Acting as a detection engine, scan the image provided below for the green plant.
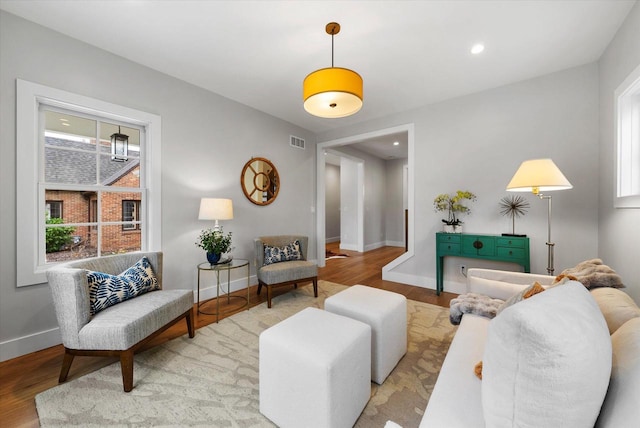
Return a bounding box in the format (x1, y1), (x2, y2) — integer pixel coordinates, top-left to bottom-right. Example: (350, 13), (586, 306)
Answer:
(45, 218), (76, 253)
(195, 227), (232, 254)
(433, 190), (477, 225)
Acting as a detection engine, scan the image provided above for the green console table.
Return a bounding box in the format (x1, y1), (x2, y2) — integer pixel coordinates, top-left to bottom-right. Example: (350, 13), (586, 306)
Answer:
(436, 233), (530, 295)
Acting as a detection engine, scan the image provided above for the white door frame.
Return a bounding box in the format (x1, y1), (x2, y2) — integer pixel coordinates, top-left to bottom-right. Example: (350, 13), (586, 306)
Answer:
(316, 123), (415, 269)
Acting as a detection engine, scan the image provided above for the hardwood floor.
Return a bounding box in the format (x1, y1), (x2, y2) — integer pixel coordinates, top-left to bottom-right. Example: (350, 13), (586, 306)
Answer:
(0, 243), (457, 428)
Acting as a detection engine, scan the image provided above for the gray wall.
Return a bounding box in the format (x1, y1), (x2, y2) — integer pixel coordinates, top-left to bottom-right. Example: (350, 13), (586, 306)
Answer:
(325, 163), (341, 242)
(0, 11), (316, 360)
(318, 63), (601, 294)
(3, 4), (639, 360)
(598, 2), (640, 304)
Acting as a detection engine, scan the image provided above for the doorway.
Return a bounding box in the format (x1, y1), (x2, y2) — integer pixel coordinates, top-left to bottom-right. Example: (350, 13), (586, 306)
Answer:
(316, 123), (415, 269)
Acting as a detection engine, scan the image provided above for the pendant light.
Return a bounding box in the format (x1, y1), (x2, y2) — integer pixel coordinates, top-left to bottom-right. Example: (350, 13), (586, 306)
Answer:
(303, 22), (363, 118)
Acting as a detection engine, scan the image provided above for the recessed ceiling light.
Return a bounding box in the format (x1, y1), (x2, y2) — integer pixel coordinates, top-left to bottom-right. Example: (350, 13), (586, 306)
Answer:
(61, 122), (70, 126)
(471, 43), (485, 55)
(59, 118), (69, 122)
(393, 141), (399, 146)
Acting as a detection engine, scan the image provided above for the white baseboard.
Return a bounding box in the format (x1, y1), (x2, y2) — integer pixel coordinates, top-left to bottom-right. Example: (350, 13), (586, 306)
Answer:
(325, 236), (340, 244)
(0, 327), (62, 362)
(385, 240), (405, 248)
(1, 276), (259, 363)
(340, 243), (359, 251)
(381, 271), (466, 295)
(364, 241), (385, 252)
(194, 274), (258, 304)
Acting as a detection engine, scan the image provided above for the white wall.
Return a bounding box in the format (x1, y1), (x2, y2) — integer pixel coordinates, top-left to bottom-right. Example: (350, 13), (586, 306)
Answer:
(339, 157), (360, 250)
(325, 163), (341, 243)
(335, 145), (388, 251)
(318, 64), (600, 294)
(385, 158), (408, 247)
(0, 11), (316, 361)
(598, 2), (640, 304)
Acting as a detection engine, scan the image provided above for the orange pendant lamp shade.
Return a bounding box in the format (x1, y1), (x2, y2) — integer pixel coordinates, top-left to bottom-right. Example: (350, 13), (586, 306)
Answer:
(303, 67), (363, 118)
(303, 22), (363, 118)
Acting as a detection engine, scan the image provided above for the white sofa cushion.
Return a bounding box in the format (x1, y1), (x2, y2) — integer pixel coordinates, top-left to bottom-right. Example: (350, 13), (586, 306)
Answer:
(482, 281), (611, 428)
(420, 314), (489, 428)
(596, 317), (640, 428)
(466, 268), (553, 300)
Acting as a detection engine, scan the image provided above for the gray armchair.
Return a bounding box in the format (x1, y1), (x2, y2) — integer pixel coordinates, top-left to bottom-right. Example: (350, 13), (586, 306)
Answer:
(255, 235), (318, 308)
(45, 251), (194, 392)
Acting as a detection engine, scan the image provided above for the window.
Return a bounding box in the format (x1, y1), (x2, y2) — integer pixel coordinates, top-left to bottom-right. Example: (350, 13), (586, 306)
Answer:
(615, 64), (640, 208)
(122, 200), (141, 231)
(17, 80), (162, 286)
(46, 201), (63, 219)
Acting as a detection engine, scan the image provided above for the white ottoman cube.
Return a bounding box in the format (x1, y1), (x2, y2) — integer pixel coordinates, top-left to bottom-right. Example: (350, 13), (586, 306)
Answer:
(259, 307), (371, 428)
(325, 285), (407, 384)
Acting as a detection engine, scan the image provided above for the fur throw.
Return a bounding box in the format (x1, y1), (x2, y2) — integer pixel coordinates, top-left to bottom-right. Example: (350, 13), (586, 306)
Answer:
(449, 293), (504, 325)
(556, 258), (624, 289)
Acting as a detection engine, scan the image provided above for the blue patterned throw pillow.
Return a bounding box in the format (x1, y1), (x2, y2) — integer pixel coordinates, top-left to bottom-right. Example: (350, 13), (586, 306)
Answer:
(263, 240), (302, 265)
(87, 256), (160, 315)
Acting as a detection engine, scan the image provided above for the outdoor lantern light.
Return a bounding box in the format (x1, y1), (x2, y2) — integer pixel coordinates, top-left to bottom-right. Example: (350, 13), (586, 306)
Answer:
(110, 126), (128, 162)
(303, 22), (363, 118)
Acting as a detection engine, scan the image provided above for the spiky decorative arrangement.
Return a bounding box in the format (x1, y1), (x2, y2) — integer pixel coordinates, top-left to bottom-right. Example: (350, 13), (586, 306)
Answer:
(499, 195), (530, 236)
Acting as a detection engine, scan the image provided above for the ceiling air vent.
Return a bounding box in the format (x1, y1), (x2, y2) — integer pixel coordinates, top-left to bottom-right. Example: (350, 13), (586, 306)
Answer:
(290, 135), (305, 150)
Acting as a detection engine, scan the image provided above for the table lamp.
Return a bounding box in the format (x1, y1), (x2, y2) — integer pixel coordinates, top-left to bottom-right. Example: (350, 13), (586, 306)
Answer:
(198, 198), (233, 231)
(506, 159), (572, 275)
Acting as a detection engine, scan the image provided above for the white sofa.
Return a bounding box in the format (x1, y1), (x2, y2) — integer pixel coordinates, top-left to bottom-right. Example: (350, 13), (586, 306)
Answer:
(421, 268), (640, 428)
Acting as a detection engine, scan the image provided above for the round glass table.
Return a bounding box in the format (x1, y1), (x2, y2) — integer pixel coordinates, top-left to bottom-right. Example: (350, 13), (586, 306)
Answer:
(197, 258), (250, 322)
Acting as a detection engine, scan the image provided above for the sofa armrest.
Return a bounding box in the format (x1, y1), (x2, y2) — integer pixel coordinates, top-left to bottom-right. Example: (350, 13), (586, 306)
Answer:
(466, 268), (554, 300)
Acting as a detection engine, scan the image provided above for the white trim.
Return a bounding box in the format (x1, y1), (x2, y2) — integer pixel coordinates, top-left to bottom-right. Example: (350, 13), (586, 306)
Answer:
(16, 80), (162, 286)
(614, 63), (640, 208)
(195, 274), (258, 303)
(317, 123), (415, 270)
(382, 123), (415, 279)
(0, 327), (62, 362)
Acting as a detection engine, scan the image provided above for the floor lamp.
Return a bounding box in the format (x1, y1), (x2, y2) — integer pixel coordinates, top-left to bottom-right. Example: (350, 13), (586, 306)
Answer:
(506, 159), (572, 275)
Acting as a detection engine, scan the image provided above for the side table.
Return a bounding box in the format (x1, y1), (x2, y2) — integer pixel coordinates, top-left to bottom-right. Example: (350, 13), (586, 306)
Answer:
(197, 259), (250, 322)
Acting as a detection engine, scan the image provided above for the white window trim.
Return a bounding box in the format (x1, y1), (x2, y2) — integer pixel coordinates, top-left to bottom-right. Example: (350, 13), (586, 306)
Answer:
(16, 79), (162, 286)
(614, 63), (640, 208)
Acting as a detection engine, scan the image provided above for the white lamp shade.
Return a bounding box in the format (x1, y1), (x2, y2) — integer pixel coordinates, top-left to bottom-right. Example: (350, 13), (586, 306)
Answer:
(198, 198), (233, 220)
(506, 159), (573, 193)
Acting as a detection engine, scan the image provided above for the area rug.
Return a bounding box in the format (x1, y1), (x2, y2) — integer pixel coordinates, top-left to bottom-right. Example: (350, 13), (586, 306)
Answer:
(36, 281), (457, 427)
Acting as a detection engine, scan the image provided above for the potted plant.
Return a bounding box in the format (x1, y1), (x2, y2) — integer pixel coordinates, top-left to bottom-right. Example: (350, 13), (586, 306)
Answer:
(433, 190), (477, 233)
(195, 227), (233, 264)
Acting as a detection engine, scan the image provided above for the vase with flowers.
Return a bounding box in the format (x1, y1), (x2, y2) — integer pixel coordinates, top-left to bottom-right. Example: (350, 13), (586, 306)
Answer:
(433, 190), (477, 233)
(195, 227), (233, 264)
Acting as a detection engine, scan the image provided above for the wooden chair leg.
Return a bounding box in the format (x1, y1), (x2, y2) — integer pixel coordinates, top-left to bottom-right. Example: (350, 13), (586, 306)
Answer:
(267, 285), (272, 308)
(257, 282), (263, 295)
(313, 278), (318, 297)
(120, 350), (135, 392)
(59, 349), (75, 383)
(186, 306), (195, 338)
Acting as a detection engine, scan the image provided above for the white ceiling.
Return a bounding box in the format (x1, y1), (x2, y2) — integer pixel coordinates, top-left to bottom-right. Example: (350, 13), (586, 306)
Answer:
(1, 0), (635, 146)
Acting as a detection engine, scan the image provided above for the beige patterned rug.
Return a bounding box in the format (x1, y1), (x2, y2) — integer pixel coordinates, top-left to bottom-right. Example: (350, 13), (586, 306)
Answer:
(36, 281), (457, 427)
